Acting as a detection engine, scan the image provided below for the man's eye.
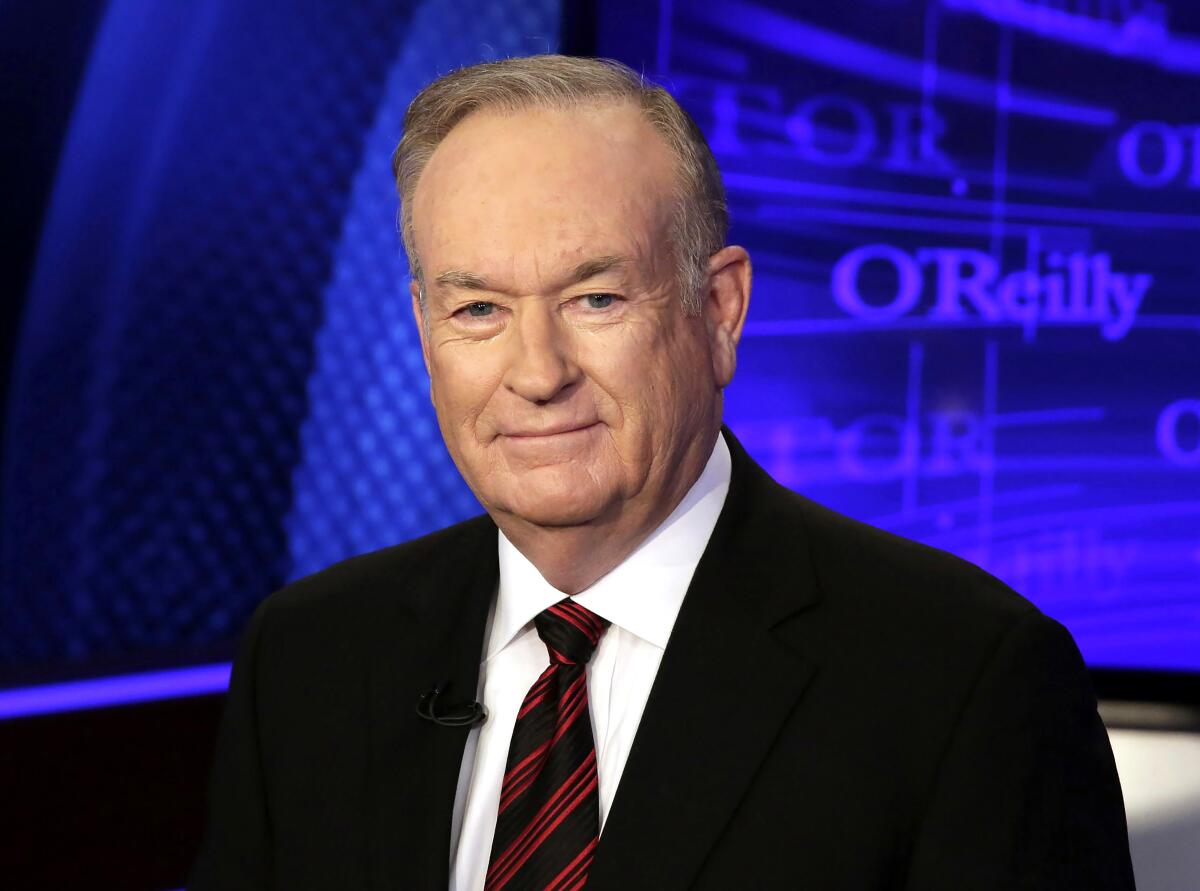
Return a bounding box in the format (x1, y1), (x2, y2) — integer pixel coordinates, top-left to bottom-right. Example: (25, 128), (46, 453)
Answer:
(464, 302), (495, 317)
(582, 293), (617, 310)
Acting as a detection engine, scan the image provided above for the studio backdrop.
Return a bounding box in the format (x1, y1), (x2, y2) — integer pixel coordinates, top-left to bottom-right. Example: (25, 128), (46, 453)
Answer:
(3, 0), (1198, 692)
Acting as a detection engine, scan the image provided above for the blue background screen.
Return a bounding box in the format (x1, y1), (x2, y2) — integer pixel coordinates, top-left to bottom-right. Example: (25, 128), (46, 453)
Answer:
(2, 0), (1196, 684)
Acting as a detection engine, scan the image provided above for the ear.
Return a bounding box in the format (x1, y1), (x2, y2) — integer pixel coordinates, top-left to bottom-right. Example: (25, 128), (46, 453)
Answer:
(701, 245), (751, 388)
(410, 278), (433, 378)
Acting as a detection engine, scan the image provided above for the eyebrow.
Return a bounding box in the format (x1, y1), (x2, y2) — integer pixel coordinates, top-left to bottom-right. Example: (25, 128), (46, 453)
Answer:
(433, 255), (631, 293)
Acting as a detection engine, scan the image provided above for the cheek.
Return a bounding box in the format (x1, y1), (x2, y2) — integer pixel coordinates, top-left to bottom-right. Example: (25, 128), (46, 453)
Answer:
(581, 325), (658, 409)
(429, 349), (502, 434)
(582, 318), (707, 423)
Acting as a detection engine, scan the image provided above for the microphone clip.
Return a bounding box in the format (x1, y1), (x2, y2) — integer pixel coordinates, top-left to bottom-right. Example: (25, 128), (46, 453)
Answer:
(416, 682), (487, 728)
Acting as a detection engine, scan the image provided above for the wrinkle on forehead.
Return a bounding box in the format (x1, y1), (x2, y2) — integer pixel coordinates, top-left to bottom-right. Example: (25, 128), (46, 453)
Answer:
(434, 254), (633, 295)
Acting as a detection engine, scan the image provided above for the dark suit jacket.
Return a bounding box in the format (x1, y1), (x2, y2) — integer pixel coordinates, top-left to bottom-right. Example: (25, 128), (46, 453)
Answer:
(190, 430), (1135, 890)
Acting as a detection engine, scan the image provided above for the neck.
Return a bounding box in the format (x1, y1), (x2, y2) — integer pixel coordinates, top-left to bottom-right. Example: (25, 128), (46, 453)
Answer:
(494, 427), (721, 594)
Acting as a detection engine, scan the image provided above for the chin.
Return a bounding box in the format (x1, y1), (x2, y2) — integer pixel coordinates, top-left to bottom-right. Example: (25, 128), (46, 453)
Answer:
(490, 472), (616, 528)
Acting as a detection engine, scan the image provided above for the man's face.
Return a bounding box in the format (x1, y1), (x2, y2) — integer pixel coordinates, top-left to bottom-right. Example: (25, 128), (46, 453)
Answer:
(409, 102), (735, 529)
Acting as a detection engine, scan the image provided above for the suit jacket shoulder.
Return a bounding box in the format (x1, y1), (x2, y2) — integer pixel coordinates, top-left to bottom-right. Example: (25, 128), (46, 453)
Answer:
(792, 487), (1044, 659)
(244, 511), (499, 744)
(717, 431), (1046, 686)
(261, 512), (496, 626)
(190, 513), (499, 891)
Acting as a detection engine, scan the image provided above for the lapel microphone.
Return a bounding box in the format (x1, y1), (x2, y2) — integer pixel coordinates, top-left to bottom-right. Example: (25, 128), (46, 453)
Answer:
(416, 682), (488, 728)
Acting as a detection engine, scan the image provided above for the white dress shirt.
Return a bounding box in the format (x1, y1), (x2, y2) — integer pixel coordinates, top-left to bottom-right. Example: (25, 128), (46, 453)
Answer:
(447, 433), (732, 891)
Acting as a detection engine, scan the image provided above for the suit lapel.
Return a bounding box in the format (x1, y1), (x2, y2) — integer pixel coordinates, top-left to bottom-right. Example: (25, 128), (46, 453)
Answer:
(587, 430), (823, 891)
(366, 516), (498, 891)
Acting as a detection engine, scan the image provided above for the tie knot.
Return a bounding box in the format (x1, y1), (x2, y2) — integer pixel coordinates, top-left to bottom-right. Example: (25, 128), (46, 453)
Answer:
(534, 599), (610, 666)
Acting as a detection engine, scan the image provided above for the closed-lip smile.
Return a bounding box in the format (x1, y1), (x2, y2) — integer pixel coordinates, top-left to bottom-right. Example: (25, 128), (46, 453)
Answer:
(501, 421), (600, 439)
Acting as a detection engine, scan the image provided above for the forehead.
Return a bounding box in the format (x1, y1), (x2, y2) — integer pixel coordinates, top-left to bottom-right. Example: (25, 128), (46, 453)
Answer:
(410, 102), (678, 288)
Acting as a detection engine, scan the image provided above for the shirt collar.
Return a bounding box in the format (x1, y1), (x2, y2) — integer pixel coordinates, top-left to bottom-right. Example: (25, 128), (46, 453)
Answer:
(488, 431), (732, 659)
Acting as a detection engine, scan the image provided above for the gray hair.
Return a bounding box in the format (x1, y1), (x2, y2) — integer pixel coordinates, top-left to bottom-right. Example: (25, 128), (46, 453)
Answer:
(391, 54), (728, 314)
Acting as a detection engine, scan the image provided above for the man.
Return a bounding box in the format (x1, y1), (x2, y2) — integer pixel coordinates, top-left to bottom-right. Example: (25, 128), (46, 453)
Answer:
(191, 56), (1135, 890)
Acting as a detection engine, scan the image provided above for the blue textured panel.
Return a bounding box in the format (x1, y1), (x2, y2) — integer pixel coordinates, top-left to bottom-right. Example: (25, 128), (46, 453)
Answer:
(1, 0), (558, 677)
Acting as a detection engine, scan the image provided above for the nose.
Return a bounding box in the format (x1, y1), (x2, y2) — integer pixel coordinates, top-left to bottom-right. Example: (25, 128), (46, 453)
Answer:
(502, 303), (580, 404)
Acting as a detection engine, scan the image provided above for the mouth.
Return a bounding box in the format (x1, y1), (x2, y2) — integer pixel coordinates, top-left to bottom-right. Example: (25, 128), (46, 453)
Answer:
(500, 421), (601, 440)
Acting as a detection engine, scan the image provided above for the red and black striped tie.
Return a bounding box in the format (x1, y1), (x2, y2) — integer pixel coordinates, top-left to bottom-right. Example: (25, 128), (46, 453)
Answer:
(484, 598), (610, 891)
